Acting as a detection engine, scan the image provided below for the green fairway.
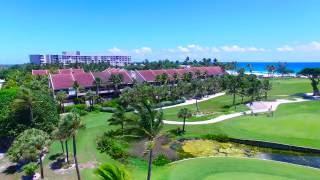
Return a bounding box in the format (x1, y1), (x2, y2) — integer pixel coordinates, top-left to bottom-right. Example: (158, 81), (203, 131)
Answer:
(43, 112), (115, 179)
(163, 95), (249, 121)
(166, 101), (320, 149)
(268, 78), (311, 99)
(163, 78), (311, 122)
(162, 157), (320, 180)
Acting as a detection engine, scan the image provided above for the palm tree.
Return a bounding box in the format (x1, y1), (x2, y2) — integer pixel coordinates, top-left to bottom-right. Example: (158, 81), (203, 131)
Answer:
(262, 79), (272, 100)
(12, 87), (35, 122)
(69, 111), (83, 180)
(93, 77), (101, 95)
(132, 100), (163, 180)
(61, 111), (84, 180)
(195, 70), (201, 79)
(94, 163), (131, 180)
(52, 127), (66, 157)
(73, 81), (80, 99)
(108, 105), (129, 136)
(56, 91), (67, 113)
(85, 90), (95, 111)
(109, 74), (123, 96)
(177, 108), (192, 133)
(160, 73), (169, 85)
(172, 73), (179, 83)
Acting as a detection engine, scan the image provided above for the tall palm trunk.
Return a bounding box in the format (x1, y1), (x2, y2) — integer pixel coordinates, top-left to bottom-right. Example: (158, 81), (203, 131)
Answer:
(39, 153), (44, 179)
(182, 117), (186, 132)
(65, 140), (69, 163)
(195, 99), (199, 112)
(60, 140), (65, 154)
(73, 135), (81, 180)
(30, 106), (33, 122)
(96, 85), (99, 95)
(121, 122), (124, 136)
(147, 148), (153, 180)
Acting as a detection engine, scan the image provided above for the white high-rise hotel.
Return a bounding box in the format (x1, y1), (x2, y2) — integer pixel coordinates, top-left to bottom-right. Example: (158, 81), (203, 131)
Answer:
(30, 51), (131, 66)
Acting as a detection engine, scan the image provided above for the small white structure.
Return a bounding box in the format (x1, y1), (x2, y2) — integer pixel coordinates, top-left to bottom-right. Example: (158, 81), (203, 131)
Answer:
(0, 79), (5, 89)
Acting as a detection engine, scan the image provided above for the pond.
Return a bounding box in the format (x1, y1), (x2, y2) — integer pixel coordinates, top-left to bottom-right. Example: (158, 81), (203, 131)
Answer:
(180, 139), (320, 169)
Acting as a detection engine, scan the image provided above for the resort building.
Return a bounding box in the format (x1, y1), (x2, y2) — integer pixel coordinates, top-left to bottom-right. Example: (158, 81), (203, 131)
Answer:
(29, 51), (131, 66)
(32, 66), (225, 97)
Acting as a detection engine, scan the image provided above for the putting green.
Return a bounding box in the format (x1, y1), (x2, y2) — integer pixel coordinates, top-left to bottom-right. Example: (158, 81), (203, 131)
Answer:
(163, 157), (320, 180)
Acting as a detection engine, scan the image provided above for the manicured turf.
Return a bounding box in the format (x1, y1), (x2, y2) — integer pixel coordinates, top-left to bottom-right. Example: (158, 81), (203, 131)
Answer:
(166, 101), (320, 149)
(268, 78), (311, 99)
(163, 78), (311, 122)
(161, 157), (320, 180)
(163, 95), (249, 121)
(43, 112), (115, 179)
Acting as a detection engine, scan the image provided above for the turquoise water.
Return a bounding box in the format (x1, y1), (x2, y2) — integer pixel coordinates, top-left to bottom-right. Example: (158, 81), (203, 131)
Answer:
(234, 62), (320, 73)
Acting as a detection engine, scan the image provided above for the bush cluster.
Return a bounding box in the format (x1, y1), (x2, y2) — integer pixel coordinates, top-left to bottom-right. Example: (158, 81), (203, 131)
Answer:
(153, 154), (171, 166)
(96, 133), (128, 160)
(22, 162), (38, 176)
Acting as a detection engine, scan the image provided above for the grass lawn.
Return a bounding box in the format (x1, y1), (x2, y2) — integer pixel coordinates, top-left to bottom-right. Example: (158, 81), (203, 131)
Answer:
(165, 101), (320, 149)
(43, 112), (115, 179)
(163, 78), (311, 122)
(268, 78), (311, 99)
(163, 95), (249, 121)
(161, 157), (320, 180)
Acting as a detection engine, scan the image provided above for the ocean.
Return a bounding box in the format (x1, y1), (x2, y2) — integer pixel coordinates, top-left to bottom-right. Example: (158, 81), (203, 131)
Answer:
(234, 62), (320, 73)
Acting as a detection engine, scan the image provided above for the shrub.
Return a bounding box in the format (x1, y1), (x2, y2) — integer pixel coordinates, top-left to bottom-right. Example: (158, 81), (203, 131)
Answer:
(65, 104), (87, 112)
(101, 99), (120, 108)
(201, 134), (230, 142)
(153, 154), (170, 166)
(73, 97), (85, 104)
(100, 107), (117, 113)
(96, 133), (128, 160)
(92, 104), (102, 112)
(22, 162), (38, 176)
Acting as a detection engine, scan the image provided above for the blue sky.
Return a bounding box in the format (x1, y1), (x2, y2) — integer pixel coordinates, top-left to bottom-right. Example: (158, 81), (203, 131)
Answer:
(1, 0), (320, 64)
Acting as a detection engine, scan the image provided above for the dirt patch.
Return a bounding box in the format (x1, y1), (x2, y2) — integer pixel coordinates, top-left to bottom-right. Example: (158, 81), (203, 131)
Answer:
(129, 135), (178, 161)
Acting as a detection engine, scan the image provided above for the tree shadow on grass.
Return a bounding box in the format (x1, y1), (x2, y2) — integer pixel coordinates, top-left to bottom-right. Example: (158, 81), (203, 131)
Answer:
(48, 153), (63, 161)
(50, 158), (66, 170)
(2, 163), (23, 175)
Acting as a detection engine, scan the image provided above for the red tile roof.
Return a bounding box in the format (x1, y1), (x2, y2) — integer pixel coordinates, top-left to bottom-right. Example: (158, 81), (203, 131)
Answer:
(51, 73), (74, 90)
(111, 70), (133, 84)
(32, 70), (48, 76)
(92, 71), (112, 84)
(136, 70), (156, 82)
(72, 68), (85, 74)
(203, 66), (224, 75)
(72, 72), (95, 88)
(59, 69), (72, 74)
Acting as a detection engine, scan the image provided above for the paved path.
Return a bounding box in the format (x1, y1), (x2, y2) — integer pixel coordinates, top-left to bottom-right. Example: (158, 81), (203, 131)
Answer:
(160, 92), (225, 110)
(163, 98), (310, 125)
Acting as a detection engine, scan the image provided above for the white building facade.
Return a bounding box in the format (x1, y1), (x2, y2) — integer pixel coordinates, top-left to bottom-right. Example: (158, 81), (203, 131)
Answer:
(30, 51), (131, 66)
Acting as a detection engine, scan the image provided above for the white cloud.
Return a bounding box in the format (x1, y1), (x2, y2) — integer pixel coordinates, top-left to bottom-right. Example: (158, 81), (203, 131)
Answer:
(277, 41), (320, 52)
(276, 45), (294, 52)
(107, 47), (122, 54)
(177, 46), (190, 53)
(221, 45), (265, 52)
(134, 47), (152, 55)
(211, 47), (220, 53)
(299, 41), (320, 51)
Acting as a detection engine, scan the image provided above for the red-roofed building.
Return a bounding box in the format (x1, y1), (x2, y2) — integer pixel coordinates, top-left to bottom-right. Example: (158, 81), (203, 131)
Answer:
(59, 68), (72, 74)
(32, 70), (48, 76)
(203, 66), (225, 76)
(72, 68), (85, 74)
(50, 73), (74, 91)
(72, 72), (95, 88)
(135, 70), (156, 82)
(92, 71), (112, 84)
